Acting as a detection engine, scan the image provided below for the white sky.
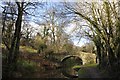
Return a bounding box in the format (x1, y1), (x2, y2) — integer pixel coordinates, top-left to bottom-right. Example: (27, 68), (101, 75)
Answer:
(64, 23), (89, 47)
(73, 38), (89, 47)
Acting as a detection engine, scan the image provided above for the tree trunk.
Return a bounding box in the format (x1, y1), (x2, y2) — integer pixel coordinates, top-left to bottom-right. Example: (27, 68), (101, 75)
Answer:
(96, 45), (102, 66)
(8, 2), (23, 64)
(101, 44), (107, 67)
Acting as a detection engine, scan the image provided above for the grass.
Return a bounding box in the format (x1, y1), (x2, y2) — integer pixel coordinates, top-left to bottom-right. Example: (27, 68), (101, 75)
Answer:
(82, 63), (98, 67)
(20, 46), (37, 53)
(1, 44), (37, 53)
(78, 63), (98, 78)
(72, 65), (81, 69)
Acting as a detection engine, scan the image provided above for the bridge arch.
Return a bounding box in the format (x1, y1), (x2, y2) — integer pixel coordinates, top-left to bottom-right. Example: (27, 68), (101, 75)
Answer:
(61, 55), (83, 65)
(61, 55), (83, 78)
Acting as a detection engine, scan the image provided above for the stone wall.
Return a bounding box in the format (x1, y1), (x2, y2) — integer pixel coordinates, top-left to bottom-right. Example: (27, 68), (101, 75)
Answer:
(78, 52), (96, 65)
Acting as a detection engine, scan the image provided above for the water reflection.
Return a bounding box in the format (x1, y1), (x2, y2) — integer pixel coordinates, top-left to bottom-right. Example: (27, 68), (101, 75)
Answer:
(61, 67), (79, 78)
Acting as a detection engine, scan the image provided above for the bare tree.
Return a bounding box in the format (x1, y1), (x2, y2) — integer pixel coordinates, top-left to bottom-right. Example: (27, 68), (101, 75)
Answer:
(1, 1), (43, 77)
(65, 1), (120, 70)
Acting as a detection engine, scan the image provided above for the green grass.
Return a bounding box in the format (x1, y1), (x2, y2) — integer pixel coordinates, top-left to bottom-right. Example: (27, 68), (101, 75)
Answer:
(72, 65), (81, 69)
(20, 46), (37, 53)
(82, 63), (98, 67)
(1, 44), (37, 53)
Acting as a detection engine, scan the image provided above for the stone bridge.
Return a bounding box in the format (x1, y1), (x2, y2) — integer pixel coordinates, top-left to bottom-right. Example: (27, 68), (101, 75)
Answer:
(60, 52), (96, 65)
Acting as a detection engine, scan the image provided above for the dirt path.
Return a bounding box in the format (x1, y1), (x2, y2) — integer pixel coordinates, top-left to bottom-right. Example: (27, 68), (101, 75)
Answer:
(78, 64), (102, 78)
(86, 67), (102, 78)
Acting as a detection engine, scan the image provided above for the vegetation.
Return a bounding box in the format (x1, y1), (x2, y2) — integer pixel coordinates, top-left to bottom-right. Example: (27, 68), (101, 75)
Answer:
(1, 0), (120, 78)
(66, 1), (120, 73)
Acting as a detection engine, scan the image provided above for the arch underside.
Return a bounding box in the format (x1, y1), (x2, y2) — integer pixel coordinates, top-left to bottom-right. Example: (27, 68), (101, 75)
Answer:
(61, 55), (83, 64)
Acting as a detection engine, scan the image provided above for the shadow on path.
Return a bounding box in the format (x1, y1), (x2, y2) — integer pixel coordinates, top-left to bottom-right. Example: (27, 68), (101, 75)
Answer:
(78, 64), (102, 78)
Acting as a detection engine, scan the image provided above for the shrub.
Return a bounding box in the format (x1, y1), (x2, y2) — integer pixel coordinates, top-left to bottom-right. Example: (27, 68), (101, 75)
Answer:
(17, 60), (36, 73)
